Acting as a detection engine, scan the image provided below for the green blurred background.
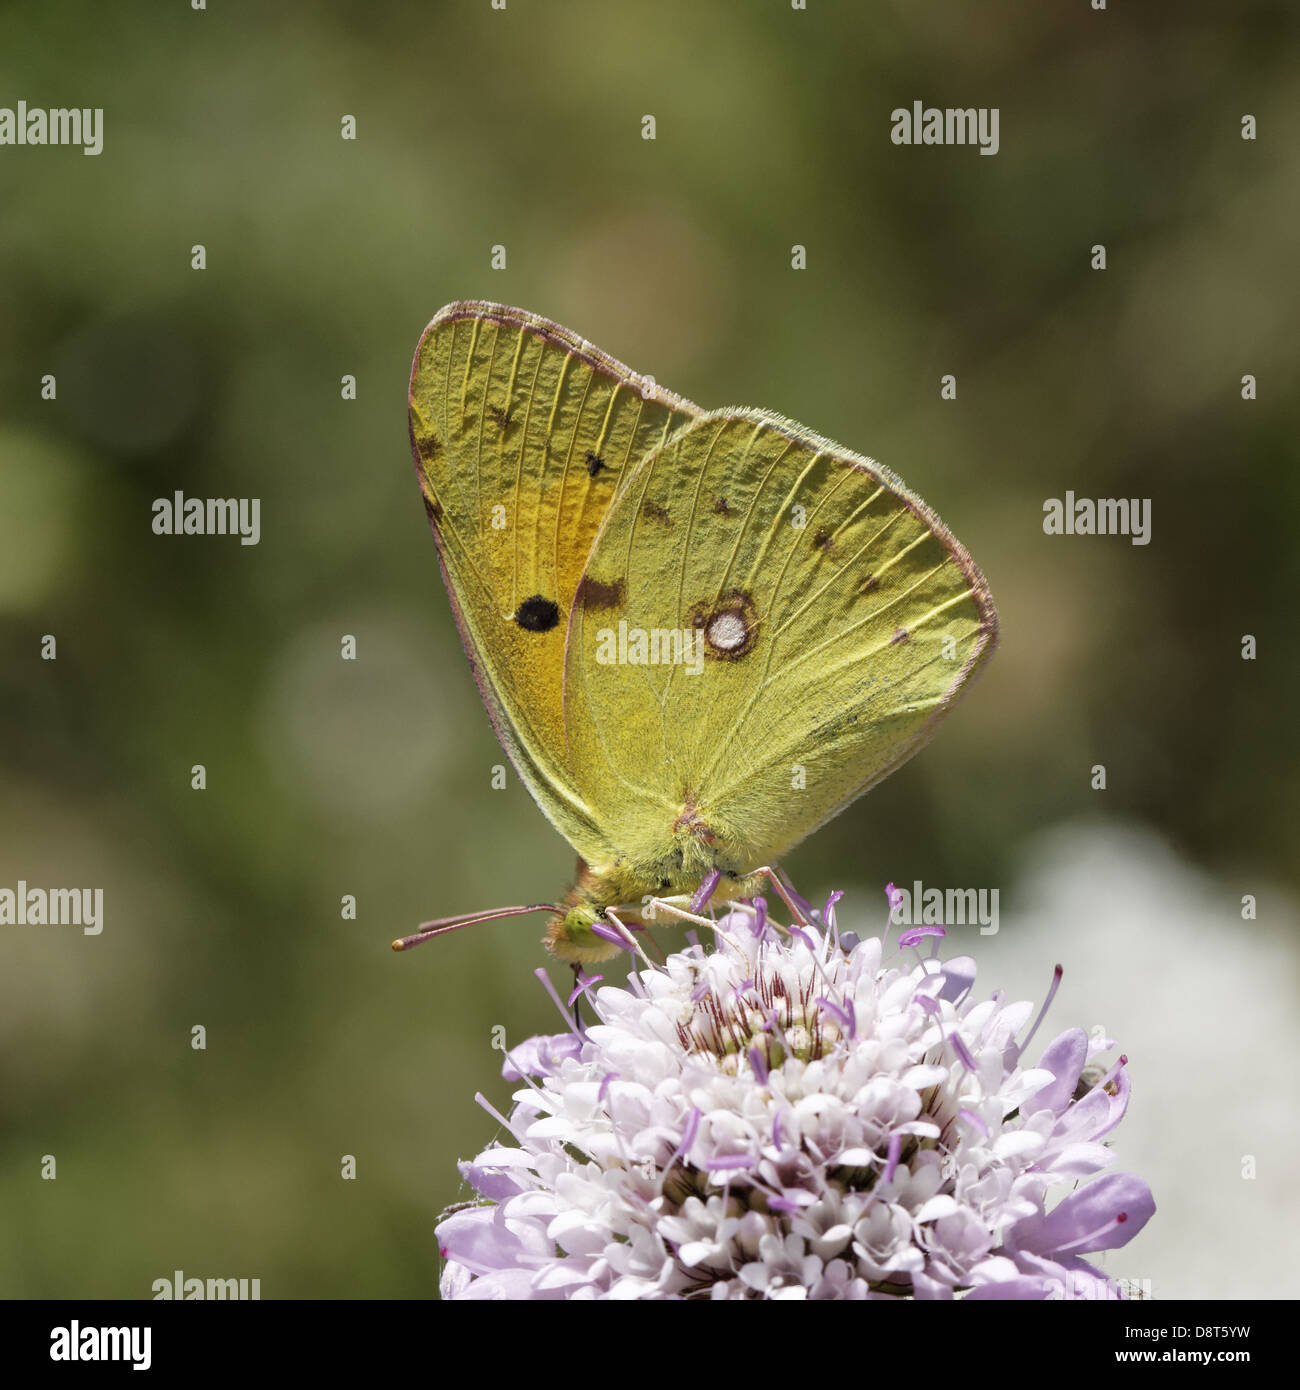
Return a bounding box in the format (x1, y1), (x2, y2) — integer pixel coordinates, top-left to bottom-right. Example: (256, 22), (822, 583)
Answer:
(1, 1), (1296, 1297)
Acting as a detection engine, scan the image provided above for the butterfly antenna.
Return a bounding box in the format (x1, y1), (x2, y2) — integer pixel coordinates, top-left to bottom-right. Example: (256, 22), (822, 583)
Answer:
(391, 904), (558, 952)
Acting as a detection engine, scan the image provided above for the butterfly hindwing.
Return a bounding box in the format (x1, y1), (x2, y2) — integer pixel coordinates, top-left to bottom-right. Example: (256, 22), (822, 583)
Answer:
(408, 302), (702, 856)
(564, 407), (997, 877)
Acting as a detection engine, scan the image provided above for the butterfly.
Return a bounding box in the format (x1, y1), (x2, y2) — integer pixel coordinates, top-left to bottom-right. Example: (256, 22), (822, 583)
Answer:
(401, 302), (997, 963)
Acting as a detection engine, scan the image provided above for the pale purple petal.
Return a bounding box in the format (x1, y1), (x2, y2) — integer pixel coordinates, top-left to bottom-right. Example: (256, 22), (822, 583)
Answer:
(501, 1031), (583, 1080)
(1010, 1172), (1155, 1256)
(1025, 1028), (1088, 1116)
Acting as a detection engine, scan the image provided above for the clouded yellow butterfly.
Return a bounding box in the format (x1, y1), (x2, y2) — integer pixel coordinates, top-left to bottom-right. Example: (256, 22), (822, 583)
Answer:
(403, 302), (997, 963)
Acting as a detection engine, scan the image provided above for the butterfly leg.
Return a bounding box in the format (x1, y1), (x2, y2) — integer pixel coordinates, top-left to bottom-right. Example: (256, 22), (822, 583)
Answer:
(746, 865), (814, 926)
(570, 962), (585, 1027)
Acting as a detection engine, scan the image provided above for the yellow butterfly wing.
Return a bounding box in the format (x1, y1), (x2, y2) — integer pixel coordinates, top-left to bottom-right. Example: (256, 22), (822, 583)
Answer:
(407, 302), (702, 859)
(563, 407), (998, 888)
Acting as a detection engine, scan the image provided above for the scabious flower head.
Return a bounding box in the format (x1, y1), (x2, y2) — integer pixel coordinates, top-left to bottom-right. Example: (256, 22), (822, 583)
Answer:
(437, 888), (1153, 1299)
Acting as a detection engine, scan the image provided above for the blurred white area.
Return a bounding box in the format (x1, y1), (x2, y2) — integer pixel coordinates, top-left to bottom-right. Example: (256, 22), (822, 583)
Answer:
(921, 819), (1300, 1301)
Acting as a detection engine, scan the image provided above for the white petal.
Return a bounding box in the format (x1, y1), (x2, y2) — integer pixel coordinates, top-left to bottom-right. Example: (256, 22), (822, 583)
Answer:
(914, 1195), (961, 1222)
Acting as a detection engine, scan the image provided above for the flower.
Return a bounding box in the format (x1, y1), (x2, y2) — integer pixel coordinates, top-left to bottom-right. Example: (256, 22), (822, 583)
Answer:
(437, 888), (1154, 1299)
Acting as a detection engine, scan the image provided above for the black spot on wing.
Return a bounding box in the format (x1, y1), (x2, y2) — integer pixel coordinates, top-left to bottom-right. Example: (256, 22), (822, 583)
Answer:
(514, 596), (560, 632)
(586, 451), (606, 477)
(642, 499), (671, 524)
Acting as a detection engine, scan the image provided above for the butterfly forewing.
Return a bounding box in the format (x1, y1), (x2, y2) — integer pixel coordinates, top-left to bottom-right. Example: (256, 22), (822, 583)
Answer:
(408, 302), (701, 856)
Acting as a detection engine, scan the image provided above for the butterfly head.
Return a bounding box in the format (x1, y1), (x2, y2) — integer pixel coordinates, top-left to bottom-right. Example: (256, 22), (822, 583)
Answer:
(545, 901), (618, 965)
